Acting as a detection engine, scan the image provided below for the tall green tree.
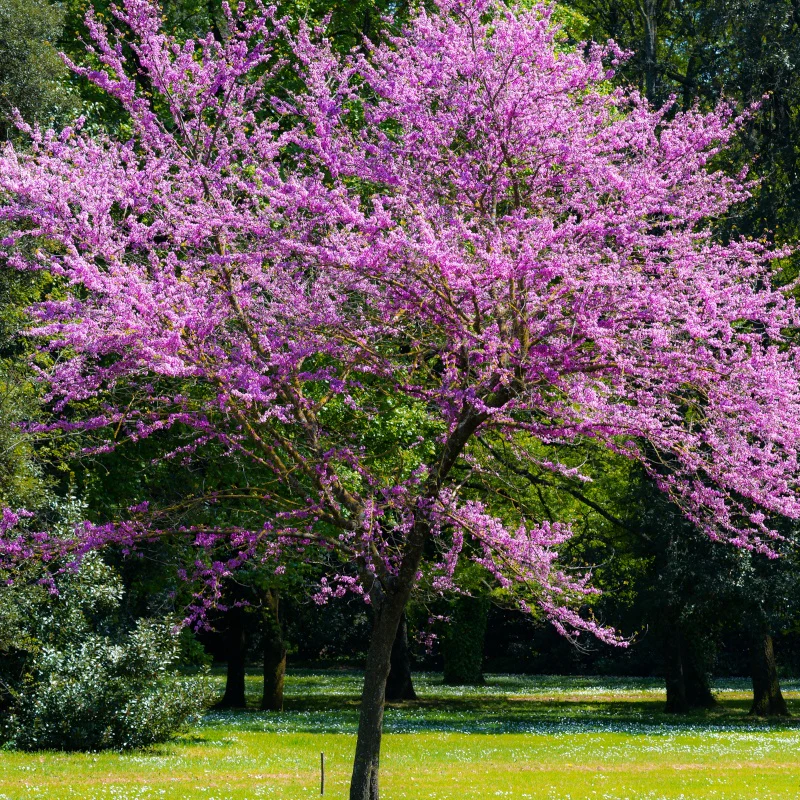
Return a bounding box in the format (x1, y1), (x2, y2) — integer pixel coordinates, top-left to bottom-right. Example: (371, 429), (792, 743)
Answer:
(0, 0), (75, 137)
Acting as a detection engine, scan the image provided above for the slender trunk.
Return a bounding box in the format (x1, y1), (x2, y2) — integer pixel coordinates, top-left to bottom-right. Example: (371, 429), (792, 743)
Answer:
(349, 587), (411, 800)
(349, 404), (491, 800)
(385, 611), (417, 702)
(641, 0), (658, 103)
(218, 603), (247, 709)
(261, 588), (286, 712)
(750, 632), (790, 717)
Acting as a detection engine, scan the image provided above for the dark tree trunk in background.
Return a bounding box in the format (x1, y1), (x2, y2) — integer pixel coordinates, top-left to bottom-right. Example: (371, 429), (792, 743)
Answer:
(683, 647), (716, 710)
(640, 0), (659, 102)
(261, 588), (286, 712)
(442, 595), (489, 686)
(663, 622), (715, 713)
(750, 631), (790, 717)
(217, 602), (247, 709)
(385, 611), (417, 702)
(664, 623), (688, 713)
(206, 0), (228, 42)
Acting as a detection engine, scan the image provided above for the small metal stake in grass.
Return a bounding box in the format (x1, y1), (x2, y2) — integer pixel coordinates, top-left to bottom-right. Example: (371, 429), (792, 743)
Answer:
(320, 751), (325, 795)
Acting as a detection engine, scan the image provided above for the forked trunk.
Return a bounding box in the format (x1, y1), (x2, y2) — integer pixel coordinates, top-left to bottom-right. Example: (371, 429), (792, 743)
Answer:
(750, 631), (789, 717)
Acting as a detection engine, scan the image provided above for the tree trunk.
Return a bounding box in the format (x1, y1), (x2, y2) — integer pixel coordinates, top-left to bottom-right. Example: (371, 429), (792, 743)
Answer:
(683, 643), (716, 710)
(261, 588), (286, 712)
(664, 623), (688, 713)
(640, 0), (658, 103)
(750, 632), (790, 717)
(349, 588), (410, 800)
(217, 602), (247, 709)
(385, 611), (417, 702)
(348, 404), (490, 800)
(663, 620), (715, 713)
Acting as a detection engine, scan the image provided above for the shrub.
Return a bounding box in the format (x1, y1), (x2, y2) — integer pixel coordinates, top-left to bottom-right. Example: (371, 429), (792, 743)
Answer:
(0, 518), (212, 751)
(4, 618), (211, 751)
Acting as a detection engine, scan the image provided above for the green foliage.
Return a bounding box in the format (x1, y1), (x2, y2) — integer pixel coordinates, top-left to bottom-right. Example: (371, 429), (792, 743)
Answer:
(563, 0), (800, 256)
(273, 0), (411, 51)
(0, 369), (49, 512)
(5, 616), (212, 751)
(0, 266), (55, 511)
(0, 0), (76, 136)
(0, 502), (212, 751)
(58, 0), (412, 133)
(1, 0), (798, 706)
(441, 595), (490, 686)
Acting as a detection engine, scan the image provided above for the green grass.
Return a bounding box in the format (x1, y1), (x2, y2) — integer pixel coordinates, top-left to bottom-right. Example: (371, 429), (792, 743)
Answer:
(2, 671), (800, 799)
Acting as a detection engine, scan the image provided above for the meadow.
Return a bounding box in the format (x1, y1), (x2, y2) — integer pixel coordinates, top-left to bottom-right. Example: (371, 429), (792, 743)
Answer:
(1, 671), (799, 800)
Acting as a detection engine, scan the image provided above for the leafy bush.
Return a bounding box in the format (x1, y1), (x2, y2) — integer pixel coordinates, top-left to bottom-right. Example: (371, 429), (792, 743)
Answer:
(0, 500), (212, 751)
(5, 618), (211, 751)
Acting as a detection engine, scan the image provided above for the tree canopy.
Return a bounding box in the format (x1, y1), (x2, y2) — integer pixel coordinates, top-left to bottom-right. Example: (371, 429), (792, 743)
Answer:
(3, 0), (800, 796)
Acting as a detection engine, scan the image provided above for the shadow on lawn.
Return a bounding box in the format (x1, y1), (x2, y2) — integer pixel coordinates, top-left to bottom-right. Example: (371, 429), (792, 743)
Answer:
(200, 670), (800, 736)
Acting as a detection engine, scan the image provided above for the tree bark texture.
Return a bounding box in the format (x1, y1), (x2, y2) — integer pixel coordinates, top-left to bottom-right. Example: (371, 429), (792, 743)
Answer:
(663, 622), (715, 713)
(348, 405), (493, 800)
(218, 602), (247, 709)
(640, 0), (659, 103)
(750, 631), (789, 717)
(349, 584), (413, 800)
(663, 621), (688, 713)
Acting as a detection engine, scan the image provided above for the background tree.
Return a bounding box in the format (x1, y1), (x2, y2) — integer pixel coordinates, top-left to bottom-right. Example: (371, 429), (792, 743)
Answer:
(0, 0), (76, 138)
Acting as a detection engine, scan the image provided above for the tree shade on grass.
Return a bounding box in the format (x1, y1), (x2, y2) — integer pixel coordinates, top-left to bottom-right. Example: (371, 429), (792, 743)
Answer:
(0, 671), (799, 800)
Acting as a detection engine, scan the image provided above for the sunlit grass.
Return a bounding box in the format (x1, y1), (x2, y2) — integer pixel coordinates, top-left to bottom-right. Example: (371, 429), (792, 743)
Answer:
(1, 671), (799, 799)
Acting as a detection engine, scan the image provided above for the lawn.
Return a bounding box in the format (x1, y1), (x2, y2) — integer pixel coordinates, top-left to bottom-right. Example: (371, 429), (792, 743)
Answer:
(1, 671), (799, 800)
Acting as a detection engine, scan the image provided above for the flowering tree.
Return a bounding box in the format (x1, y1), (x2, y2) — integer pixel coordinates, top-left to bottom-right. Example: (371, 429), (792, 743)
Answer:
(3, 0), (800, 796)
